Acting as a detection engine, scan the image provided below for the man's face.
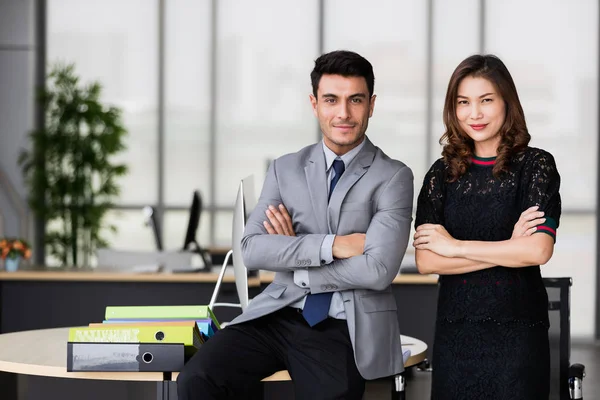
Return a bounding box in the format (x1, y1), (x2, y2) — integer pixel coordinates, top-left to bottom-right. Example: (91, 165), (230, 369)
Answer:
(310, 74), (376, 156)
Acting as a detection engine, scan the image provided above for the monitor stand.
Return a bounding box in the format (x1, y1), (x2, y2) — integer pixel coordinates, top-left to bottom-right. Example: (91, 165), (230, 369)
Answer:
(183, 240), (212, 273)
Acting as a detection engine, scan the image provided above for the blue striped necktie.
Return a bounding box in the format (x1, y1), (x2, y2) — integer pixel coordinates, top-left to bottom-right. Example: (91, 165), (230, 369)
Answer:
(302, 159), (345, 327)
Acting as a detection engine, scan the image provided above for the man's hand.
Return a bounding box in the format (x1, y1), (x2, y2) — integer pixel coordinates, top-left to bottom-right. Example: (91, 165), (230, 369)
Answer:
(413, 224), (460, 257)
(511, 206), (545, 239)
(263, 204), (295, 236)
(332, 233), (366, 259)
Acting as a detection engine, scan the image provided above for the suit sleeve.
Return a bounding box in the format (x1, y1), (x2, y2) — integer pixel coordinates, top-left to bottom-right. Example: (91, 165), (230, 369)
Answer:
(307, 165), (414, 292)
(241, 159), (328, 271)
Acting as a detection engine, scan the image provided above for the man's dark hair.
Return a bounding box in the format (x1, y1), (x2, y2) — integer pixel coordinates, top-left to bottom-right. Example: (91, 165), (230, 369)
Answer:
(310, 50), (375, 98)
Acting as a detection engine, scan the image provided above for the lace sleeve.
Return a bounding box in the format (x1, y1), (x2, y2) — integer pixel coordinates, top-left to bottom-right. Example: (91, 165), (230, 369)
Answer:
(522, 150), (562, 241)
(415, 159), (446, 227)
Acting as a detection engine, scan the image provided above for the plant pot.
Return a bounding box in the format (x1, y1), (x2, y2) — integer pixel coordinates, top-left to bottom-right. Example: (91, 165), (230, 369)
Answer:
(5, 256), (21, 272)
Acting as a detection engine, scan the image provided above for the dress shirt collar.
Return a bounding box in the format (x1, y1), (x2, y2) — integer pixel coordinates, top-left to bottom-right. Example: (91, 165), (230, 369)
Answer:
(322, 137), (366, 172)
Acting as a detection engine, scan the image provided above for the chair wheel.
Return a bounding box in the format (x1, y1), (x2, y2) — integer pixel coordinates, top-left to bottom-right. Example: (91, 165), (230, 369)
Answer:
(569, 363), (585, 380)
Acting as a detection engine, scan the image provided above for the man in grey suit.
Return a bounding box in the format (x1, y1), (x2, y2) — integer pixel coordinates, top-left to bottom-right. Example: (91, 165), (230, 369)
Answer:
(177, 50), (414, 400)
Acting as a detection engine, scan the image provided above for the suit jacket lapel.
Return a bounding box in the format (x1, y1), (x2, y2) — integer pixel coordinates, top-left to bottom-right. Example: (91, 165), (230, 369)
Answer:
(328, 138), (377, 232)
(304, 144), (329, 233)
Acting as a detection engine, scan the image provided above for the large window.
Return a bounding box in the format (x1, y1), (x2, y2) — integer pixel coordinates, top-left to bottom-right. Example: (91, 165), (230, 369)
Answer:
(163, 0), (213, 249)
(48, 0), (159, 206)
(213, 0), (319, 245)
(164, 0), (212, 208)
(48, 0), (159, 253)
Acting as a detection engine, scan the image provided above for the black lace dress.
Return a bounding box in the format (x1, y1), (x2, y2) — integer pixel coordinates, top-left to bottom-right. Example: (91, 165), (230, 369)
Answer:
(415, 147), (561, 400)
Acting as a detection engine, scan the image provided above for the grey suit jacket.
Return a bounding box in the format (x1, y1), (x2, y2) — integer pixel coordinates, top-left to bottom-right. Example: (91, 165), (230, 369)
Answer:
(229, 137), (414, 380)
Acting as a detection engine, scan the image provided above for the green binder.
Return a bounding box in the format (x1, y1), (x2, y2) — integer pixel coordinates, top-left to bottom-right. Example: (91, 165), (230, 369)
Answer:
(104, 305), (220, 328)
(68, 324), (203, 358)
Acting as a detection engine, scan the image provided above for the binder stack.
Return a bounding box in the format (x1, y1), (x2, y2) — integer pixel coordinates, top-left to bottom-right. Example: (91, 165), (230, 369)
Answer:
(67, 305), (220, 372)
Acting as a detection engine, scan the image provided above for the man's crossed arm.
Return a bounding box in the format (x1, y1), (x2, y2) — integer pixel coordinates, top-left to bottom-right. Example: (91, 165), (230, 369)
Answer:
(240, 162), (414, 292)
(263, 204), (366, 260)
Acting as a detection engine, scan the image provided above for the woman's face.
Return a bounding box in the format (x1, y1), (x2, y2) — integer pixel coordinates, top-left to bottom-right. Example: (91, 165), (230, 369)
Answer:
(455, 76), (506, 155)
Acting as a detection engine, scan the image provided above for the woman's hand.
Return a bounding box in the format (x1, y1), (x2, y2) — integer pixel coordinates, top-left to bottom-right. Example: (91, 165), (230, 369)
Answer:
(413, 224), (460, 257)
(512, 206), (545, 239)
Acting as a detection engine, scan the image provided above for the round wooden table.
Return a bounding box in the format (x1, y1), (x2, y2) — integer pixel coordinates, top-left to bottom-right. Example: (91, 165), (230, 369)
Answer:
(0, 327), (427, 398)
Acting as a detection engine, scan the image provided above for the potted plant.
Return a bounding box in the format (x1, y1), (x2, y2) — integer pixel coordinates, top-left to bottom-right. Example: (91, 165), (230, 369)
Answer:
(0, 238), (32, 272)
(18, 63), (128, 267)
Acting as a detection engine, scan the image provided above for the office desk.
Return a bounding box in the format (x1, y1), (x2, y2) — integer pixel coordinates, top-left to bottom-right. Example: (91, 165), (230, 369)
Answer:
(0, 327), (427, 400)
(0, 269), (438, 350)
(0, 268), (437, 342)
(0, 268), (435, 284)
(0, 268), (259, 331)
(0, 269), (438, 400)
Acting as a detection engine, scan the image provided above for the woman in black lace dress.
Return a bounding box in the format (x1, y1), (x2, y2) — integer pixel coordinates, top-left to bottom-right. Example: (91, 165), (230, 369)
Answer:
(413, 54), (561, 400)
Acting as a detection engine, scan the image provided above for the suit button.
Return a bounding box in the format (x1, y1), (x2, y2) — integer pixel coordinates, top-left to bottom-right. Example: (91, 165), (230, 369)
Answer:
(301, 282), (306, 287)
(331, 285), (338, 290)
(321, 259), (326, 264)
(321, 285), (328, 291)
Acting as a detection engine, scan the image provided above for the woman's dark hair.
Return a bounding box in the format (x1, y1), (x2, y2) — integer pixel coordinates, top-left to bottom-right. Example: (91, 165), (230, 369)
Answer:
(310, 50), (375, 97)
(440, 54), (530, 181)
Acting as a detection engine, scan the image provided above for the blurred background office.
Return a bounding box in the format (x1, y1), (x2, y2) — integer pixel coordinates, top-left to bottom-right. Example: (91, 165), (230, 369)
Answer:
(0, 0), (597, 342)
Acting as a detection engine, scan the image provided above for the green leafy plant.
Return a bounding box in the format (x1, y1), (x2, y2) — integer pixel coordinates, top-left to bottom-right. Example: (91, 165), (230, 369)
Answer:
(18, 63), (128, 267)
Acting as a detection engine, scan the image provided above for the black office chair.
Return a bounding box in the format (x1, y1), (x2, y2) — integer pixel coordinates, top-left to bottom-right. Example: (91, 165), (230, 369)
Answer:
(543, 277), (586, 400)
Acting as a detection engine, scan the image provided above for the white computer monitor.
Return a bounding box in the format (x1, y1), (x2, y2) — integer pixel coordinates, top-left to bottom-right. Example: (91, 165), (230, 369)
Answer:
(232, 175), (256, 311)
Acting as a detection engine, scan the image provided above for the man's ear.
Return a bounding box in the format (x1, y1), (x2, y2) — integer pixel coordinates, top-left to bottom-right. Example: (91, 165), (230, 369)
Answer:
(309, 94), (318, 117)
(369, 94), (376, 118)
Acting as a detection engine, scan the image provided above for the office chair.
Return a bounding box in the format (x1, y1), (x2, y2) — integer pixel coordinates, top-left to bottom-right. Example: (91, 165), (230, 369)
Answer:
(543, 277), (586, 400)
